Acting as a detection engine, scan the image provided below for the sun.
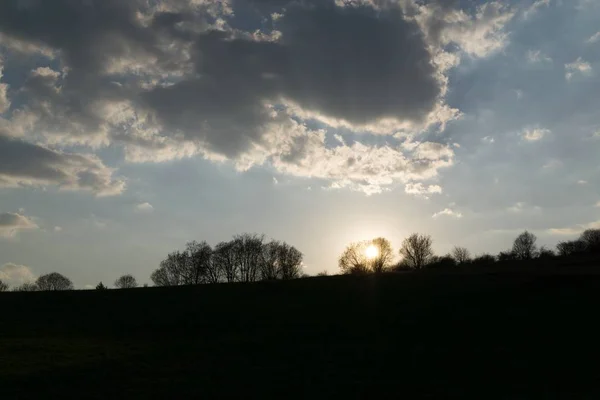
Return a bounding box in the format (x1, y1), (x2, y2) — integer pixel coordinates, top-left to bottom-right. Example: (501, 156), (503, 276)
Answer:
(365, 244), (379, 260)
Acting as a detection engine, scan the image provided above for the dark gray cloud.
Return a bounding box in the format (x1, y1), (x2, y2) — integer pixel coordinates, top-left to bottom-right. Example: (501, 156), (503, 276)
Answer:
(0, 134), (124, 195)
(0, 212), (38, 237)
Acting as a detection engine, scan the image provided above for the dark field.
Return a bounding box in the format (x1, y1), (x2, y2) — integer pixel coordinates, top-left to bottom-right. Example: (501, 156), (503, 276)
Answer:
(2, 268), (600, 399)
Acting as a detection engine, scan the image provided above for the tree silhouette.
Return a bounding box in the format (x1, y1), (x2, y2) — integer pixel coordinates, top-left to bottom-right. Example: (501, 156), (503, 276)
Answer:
(580, 229), (600, 252)
(213, 241), (238, 283)
(399, 233), (434, 270)
(276, 242), (303, 280)
(339, 242), (369, 274)
(370, 237), (394, 273)
(96, 282), (107, 290)
(451, 246), (471, 264)
(114, 274), (138, 289)
(557, 240), (587, 257)
(187, 241), (213, 284)
(36, 272), (73, 291)
(537, 246), (555, 260)
(261, 240), (281, 281)
(13, 282), (38, 292)
(233, 233), (264, 283)
(472, 254), (496, 266)
(151, 251), (189, 286)
(427, 255), (456, 269)
(0, 279), (8, 292)
(512, 231), (538, 260)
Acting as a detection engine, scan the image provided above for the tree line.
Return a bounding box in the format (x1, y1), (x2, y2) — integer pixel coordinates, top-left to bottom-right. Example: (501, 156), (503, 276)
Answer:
(0, 233), (304, 292)
(2, 229), (600, 292)
(338, 228), (600, 274)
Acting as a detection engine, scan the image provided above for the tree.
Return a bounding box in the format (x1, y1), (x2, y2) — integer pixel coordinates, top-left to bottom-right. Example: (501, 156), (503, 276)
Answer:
(339, 242), (369, 274)
(114, 274), (138, 289)
(233, 233), (264, 283)
(557, 240), (587, 257)
(399, 233), (434, 270)
(497, 251), (517, 262)
(276, 242), (303, 280)
(370, 237), (394, 273)
(260, 240), (281, 281)
(451, 246), (471, 264)
(427, 255), (456, 269)
(512, 231), (537, 260)
(580, 229), (600, 252)
(36, 272), (73, 291)
(96, 282), (107, 290)
(151, 251), (189, 286)
(0, 279), (8, 292)
(317, 271), (329, 277)
(13, 282), (38, 292)
(186, 241), (213, 284)
(472, 254), (496, 266)
(213, 241), (238, 283)
(538, 246), (555, 260)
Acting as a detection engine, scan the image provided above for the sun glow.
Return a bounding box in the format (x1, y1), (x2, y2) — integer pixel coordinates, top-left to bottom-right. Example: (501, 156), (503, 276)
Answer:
(365, 244), (379, 260)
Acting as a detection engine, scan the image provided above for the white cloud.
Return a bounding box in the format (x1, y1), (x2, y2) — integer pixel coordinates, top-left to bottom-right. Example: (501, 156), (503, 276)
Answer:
(548, 220), (600, 236)
(482, 136), (495, 143)
(565, 58), (592, 80)
(432, 208), (463, 219)
(522, 127), (550, 141)
(578, 180), (588, 185)
(0, 212), (38, 238)
(235, 118), (454, 196)
(595, 201), (600, 208)
(134, 202), (154, 213)
(0, 263), (36, 287)
(414, 1), (516, 58)
(507, 202), (542, 214)
(526, 49), (552, 64)
(523, 0), (550, 19)
(587, 31), (600, 43)
(272, 177), (279, 185)
(405, 183), (443, 197)
(54, 226), (63, 232)
(0, 57), (9, 114)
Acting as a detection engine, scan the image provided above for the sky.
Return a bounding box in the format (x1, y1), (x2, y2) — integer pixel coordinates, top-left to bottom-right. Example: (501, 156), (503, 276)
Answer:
(0, 0), (599, 288)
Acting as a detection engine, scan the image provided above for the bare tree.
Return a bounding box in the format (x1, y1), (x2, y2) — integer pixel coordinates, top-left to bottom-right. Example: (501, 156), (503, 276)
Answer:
(339, 242), (369, 274)
(260, 240), (281, 281)
(399, 234), (434, 270)
(213, 241), (238, 283)
(0, 279), (8, 292)
(234, 234), (264, 283)
(186, 241), (213, 284)
(317, 271), (329, 277)
(151, 251), (189, 286)
(114, 274), (138, 289)
(276, 242), (303, 280)
(557, 240), (587, 257)
(512, 231), (537, 260)
(580, 229), (600, 252)
(96, 282), (107, 290)
(370, 237), (394, 273)
(451, 246), (471, 264)
(36, 272), (73, 291)
(13, 282), (38, 292)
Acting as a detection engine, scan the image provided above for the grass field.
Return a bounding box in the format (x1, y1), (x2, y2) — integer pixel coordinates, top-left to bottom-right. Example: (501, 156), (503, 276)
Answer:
(2, 268), (600, 398)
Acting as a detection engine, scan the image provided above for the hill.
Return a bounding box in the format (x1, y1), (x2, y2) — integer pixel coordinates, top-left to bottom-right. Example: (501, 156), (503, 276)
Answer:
(2, 269), (600, 398)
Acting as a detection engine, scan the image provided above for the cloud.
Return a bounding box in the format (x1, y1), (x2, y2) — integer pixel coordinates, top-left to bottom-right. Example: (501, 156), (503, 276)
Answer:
(507, 202), (542, 214)
(565, 57), (592, 80)
(548, 220), (600, 236)
(0, 135), (124, 196)
(526, 49), (552, 64)
(596, 201), (600, 208)
(587, 31), (600, 43)
(432, 208), (463, 219)
(522, 127), (550, 141)
(522, 0), (550, 19)
(0, 263), (36, 287)
(0, 56), (9, 114)
(412, 1), (516, 58)
(134, 202), (154, 213)
(0, 212), (38, 238)
(578, 180), (588, 185)
(54, 226), (63, 232)
(405, 182), (443, 197)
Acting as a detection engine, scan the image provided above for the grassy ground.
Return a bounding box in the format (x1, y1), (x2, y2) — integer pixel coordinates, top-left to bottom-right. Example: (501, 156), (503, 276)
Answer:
(2, 269), (600, 398)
